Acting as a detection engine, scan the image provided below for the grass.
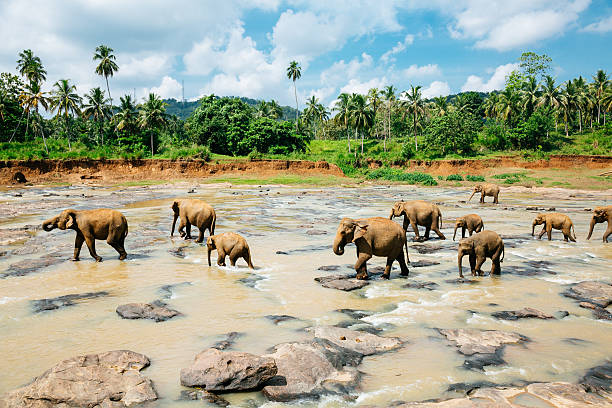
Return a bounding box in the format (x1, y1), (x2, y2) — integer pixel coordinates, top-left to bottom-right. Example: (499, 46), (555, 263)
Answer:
(446, 174), (464, 181)
(365, 168), (438, 186)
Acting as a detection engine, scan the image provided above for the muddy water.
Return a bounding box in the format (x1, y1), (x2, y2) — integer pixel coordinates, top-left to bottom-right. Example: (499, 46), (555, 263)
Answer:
(1, 183), (611, 407)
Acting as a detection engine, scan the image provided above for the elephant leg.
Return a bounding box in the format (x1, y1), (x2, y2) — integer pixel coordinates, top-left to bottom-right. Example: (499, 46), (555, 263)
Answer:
(382, 257), (394, 279)
(355, 252), (372, 280)
(184, 222), (192, 240)
(424, 226), (431, 240)
(547, 224), (553, 241)
(538, 226), (546, 240)
(196, 226), (205, 243)
(216, 250), (227, 266)
(603, 225), (612, 243)
(491, 259), (501, 275)
(563, 226), (576, 242)
(469, 253), (476, 276)
(494, 194), (499, 204)
(480, 193), (485, 203)
(474, 255), (486, 276)
(73, 232), (85, 261)
(432, 224), (446, 240)
(84, 234), (101, 262)
(178, 217), (187, 238)
(229, 246), (243, 267)
(117, 235), (127, 260)
(397, 251), (409, 276)
(108, 231), (127, 260)
(410, 220), (421, 241)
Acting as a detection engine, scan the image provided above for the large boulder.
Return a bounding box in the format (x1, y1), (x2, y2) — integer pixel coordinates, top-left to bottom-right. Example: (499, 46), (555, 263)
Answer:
(491, 307), (554, 320)
(437, 328), (528, 356)
(180, 348), (277, 392)
(564, 281), (612, 308)
(313, 326), (402, 356)
(0, 350), (157, 408)
(116, 301), (180, 322)
(314, 275), (369, 291)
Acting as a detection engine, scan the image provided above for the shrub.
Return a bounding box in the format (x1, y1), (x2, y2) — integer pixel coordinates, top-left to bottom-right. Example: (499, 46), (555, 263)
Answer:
(423, 111), (480, 155)
(446, 174), (464, 181)
(400, 143), (415, 160)
(479, 121), (507, 150)
(466, 175), (485, 182)
(366, 168), (438, 185)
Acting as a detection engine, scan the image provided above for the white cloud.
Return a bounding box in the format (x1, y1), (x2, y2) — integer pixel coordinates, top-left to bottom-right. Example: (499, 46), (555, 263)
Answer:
(118, 54), (172, 79)
(320, 53), (373, 86)
(339, 77), (388, 95)
(403, 64), (441, 78)
(422, 80), (451, 98)
(144, 76), (182, 100)
(582, 15), (612, 33)
(380, 34), (414, 63)
(461, 63), (519, 92)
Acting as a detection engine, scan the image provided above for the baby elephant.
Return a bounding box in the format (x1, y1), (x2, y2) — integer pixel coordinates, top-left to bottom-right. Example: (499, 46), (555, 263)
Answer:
(171, 198), (216, 243)
(207, 232), (254, 269)
(532, 213), (576, 242)
(457, 230), (504, 278)
(42, 209), (128, 262)
(453, 214), (484, 240)
(586, 205), (612, 243)
(469, 183), (500, 204)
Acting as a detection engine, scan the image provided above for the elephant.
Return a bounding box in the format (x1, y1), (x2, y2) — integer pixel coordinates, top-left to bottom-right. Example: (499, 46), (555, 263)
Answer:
(453, 214), (484, 240)
(42, 209), (128, 262)
(333, 217), (409, 280)
(171, 199), (216, 243)
(586, 205), (612, 243)
(207, 232), (254, 269)
(389, 200), (446, 241)
(457, 230), (504, 278)
(532, 213), (576, 242)
(469, 183), (500, 204)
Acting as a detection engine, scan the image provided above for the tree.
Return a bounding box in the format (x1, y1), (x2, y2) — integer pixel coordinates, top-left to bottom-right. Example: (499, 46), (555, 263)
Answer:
(592, 69), (610, 125)
(16, 49), (46, 86)
(401, 85), (425, 151)
(268, 100), (283, 119)
(16, 81), (50, 151)
(381, 85), (396, 151)
(573, 76), (588, 133)
(367, 88), (382, 140)
(521, 76), (539, 118)
(94, 45), (119, 109)
(518, 52), (552, 80)
(317, 102), (330, 139)
(348, 93), (373, 154)
(304, 96), (320, 138)
(114, 95), (139, 147)
(483, 93), (499, 119)
(538, 75), (561, 131)
(286, 61), (301, 130)
(432, 96), (449, 116)
(423, 111), (479, 155)
(496, 87), (520, 128)
(82, 87), (111, 145)
(333, 92), (352, 152)
(138, 93), (168, 157)
(559, 81), (577, 137)
(50, 79), (81, 148)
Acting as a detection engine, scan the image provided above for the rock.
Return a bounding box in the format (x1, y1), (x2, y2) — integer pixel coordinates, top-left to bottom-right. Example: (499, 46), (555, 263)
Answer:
(11, 171), (27, 183)
(116, 301), (180, 322)
(158, 281), (192, 299)
(313, 326), (402, 356)
(276, 244), (331, 255)
(336, 309), (371, 320)
(262, 340), (361, 401)
(180, 348), (277, 392)
(168, 246), (187, 258)
(402, 281), (439, 290)
(564, 281), (612, 308)
(318, 265), (340, 271)
(179, 389), (230, 407)
(463, 352), (505, 371)
(32, 291), (109, 313)
(510, 260), (557, 276)
(491, 307), (554, 320)
(211, 332), (243, 350)
(306, 229), (327, 235)
(315, 275), (369, 291)
(580, 361), (612, 393)
(579, 302), (612, 320)
(0, 350), (157, 407)
(265, 315), (297, 324)
(410, 260), (441, 268)
(526, 206), (539, 210)
(437, 328), (528, 356)
(237, 273), (266, 289)
(444, 278), (478, 285)
(562, 337), (591, 345)
(411, 244), (444, 254)
(4, 256), (65, 278)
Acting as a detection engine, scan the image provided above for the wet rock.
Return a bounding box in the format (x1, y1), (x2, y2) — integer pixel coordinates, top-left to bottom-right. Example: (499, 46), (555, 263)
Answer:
(580, 361), (612, 393)
(180, 348), (277, 391)
(277, 244), (331, 255)
(265, 315), (297, 324)
(564, 281), (612, 308)
(4, 256), (65, 278)
(463, 351), (505, 371)
(444, 278), (478, 285)
(437, 328), (528, 356)
(306, 229), (327, 235)
(168, 246), (187, 258)
(313, 326), (402, 356)
(562, 337), (591, 346)
(336, 309), (371, 320)
(318, 265), (340, 271)
(262, 340), (361, 401)
(510, 260), (557, 276)
(237, 273), (266, 289)
(158, 281), (192, 299)
(211, 332), (243, 350)
(446, 381), (499, 393)
(410, 260), (440, 268)
(402, 281), (439, 290)
(32, 291), (109, 313)
(0, 350), (157, 407)
(116, 300), (181, 322)
(179, 389), (230, 407)
(556, 310), (570, 319)
(492, 307), (554, 320)
(314, 275), (369, 291)
(411, 243), (444, 254)
(579, 302), (612, 320)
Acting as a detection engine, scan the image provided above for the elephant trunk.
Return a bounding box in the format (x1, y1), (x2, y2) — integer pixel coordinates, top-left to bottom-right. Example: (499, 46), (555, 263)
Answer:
(171, 212), (178, 236)
(389, 210), (395, 220)
(458, 251), (465, 278)
(531, 221), (537, 236)
(468, 190), (476, 201)
(333, 235), (345, 256)
(207, 246), (212, 266)
(42, 216), (58, 231)
(586, 217), (597, 240)
(453, 224), (458, 241)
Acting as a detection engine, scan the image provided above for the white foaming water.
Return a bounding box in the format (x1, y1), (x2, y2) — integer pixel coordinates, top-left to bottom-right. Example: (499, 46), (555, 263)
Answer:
(484, 366), (528, 378)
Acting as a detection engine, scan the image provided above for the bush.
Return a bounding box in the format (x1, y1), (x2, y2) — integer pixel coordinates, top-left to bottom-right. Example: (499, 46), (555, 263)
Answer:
(508, 108), (553, 149)
(466, 175), (485, 182)
(423, 111), (480, 156)
(366, 168), (438, 185)
(479, 121), (507, 150)
(446, 174), (464, 181)
(400, 143), (415, 160)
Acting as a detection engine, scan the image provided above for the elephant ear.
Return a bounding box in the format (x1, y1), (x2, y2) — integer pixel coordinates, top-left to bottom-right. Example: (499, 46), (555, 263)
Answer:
(352, 224), (368, 242)
(64, 211), (76, 229)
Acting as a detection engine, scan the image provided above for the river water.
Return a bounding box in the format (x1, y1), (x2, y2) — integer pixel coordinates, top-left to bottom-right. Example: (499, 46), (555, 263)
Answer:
(0, 183), (611, 407)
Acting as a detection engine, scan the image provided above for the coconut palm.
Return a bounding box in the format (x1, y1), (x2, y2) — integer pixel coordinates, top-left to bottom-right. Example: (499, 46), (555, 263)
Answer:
(482, 93), (499, 120)
(573, 76), (588, 133)
(304, 96), (320, 138)
(82, 87), (112, 145)
(50, 79), (81, 148)
(496, 88), (520, 128)
(559, 81), (577, 137)
(93, 45), (119, 110)
(138, 93), (167, 157)
(432, 96), (449, 116)
(348, 93), (374, 154)
(401, 85), (425, 151)
(115, 95), (138, 135)
(381, 85), (396, 151)
(591, 70), (609, 125)
(268, 100), (283, 119)
(16, 49), (46, 86)
(317, 102), (330, 139)
(286, 61), (301, 130)
(255, 101), (271, 119)
(333, 92), (352, 152)
(367, 88), (382, 140)
(538, 75), (561, 131)
(521, 76), (540, 117)
(15, 82), (50, 151)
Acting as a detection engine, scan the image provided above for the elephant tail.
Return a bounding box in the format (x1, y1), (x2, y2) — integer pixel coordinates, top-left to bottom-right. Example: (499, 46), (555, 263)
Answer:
(438, 211), (442, 229)
(211, 212), (216, 235)
(501, 243), (505, 262)
(571, 223), (577, 241)
(405, 236), (410, 263)
(246, 249), (255, 269)
(124, 224), (128, 238)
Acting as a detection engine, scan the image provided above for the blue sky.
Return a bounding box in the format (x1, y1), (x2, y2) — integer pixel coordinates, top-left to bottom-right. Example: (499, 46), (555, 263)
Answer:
(1, 0), (610, 108)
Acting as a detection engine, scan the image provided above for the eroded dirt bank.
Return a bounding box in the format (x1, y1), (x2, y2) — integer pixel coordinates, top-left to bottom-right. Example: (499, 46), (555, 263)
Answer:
(0, 158), (344, 185)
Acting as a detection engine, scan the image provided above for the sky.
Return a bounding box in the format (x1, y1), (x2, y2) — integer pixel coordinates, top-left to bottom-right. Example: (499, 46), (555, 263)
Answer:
(1, 0), (611, 109)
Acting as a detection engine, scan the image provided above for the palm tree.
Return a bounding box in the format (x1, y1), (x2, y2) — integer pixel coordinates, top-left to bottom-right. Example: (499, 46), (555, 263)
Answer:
(521, 76), (539, 117)
(497, 88), (520, 128)
(401, 85), (425, 151)
(16, 49), (46, 86)
(559, 81), (577, 137)
(115, 95), (138, 133)
(286, 61), (301, 130)
(317, 102), (330, 139)
(255, 101), (270, 119)
(305, 95), (320, 138)
(592, 69), (609, 125)
(482, 93), (499, 120)
(432, 96), (449, 116)
(348, 93), (374, 154)
(573, 76), (588, 133)
(50, 79), (81, 148)
(381, 85), (396, 151)
(333, 92), (351, 152)
(94, 45), (119, 110)
(82, 87), (112, 146)
(268, 100), (283, 119)
(602, 87), (612, 122)
(15, 82), (50, 151)
(538, 75), (561, 131)
(138, 93), (167, 157)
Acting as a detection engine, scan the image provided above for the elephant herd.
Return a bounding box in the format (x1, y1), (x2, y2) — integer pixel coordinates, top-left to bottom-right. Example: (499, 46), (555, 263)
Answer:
(40, 188), (612, 281)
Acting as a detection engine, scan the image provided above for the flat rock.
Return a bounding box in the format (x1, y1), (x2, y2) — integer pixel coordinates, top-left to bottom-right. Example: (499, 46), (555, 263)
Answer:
(262, 340), (361, 401)
(580, 361), (612, 393)
(179, 389), (230, 407)
(237, 273), (266, 289)
(180, 348), (277, 392)
(313, 326), (402, 356)
(306, 229), (327, 235)
(410, 260), (441, 268)
(437, 328), (528, 355)
(116, 301), (180, 322)
(0, 350), (157, 408)
(32, 291), (109, 313)
(336, 309), (371, 320)
(564, 281), (612, 308)
(211, 332), (243, 350)
(158, 281), (192, 299)
(4, 256), (65, 278)
(318, 265), (340, 271)
(402, 281), (439, 290)
(492, 307), (554, 320)
(315, 275), (369, 291)
(444, 278), (478, 285)
(579, 302), (612, 320)
(265, 315), (297, 324)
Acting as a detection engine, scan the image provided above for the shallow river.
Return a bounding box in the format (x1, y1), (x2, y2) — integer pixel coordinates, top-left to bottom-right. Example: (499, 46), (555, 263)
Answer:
(0, 183), (611, 407)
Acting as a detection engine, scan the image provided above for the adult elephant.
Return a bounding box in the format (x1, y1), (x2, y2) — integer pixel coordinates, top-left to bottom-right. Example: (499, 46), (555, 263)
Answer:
(42, 209), (128, 262)
(333, 217), (409, 280)
(469, 183), (500, 204)
(586, 205), (612, 243)
(453, 214), (484, 240)
(389, 200), (445, 241)
(532, 213), (576, 242)
(457, 230), (504, 278)
(171, 199), (216, 243)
